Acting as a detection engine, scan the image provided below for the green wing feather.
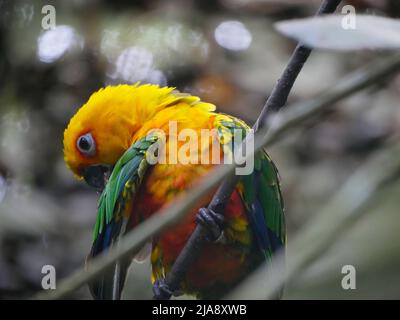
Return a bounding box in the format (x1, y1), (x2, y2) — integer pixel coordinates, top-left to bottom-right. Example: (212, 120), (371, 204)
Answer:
(89, 132), (161, 299)
(93, 133), (161, 241)
(214, 115), (286, 261)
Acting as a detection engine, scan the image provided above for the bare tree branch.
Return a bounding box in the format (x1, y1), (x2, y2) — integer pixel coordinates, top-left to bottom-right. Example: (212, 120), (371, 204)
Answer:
(33, 52), (400, 300)
(158, 0), (343, 299)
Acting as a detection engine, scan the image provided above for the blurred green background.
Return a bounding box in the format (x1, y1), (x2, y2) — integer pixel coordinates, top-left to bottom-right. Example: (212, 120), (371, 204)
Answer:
(0, 0), (400, 299)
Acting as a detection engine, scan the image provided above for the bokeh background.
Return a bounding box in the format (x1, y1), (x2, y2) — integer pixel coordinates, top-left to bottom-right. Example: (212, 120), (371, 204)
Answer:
(0, 0), (400, 299)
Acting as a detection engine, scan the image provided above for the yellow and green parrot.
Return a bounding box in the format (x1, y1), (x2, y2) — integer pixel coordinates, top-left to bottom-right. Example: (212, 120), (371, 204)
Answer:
(63, 84), (285, 299)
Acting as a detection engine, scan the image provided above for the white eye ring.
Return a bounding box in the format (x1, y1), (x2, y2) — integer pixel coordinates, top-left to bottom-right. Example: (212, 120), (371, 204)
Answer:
(77, 133), (96, 156)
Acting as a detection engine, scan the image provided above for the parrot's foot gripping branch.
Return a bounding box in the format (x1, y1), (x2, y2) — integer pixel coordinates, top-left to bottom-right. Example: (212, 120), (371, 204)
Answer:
(153, 278), (175, 300)
(196, 208), (225, 243)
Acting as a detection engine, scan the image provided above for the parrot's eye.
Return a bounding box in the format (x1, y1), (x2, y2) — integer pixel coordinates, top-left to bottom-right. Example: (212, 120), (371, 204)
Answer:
(77, 133), (96, 156)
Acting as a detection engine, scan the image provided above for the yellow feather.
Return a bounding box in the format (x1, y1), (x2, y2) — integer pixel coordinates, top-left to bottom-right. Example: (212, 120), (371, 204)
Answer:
(63, 84), (215, 177)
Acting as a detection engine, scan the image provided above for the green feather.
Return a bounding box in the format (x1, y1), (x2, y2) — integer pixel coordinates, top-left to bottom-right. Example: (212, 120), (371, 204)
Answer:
(93, 133), (161, 241)
(215, 114), (286, 261)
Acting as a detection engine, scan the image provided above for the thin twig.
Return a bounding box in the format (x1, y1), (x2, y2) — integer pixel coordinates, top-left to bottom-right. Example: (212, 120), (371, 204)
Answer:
(33, 52), (400, 300)
(159, 0), (343, 299)
(254, 1), (342, 131)
(227, 139), (400, 299)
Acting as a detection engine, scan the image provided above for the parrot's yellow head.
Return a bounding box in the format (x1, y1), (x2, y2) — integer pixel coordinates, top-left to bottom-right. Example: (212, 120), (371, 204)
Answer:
(63, 84), (188, 189)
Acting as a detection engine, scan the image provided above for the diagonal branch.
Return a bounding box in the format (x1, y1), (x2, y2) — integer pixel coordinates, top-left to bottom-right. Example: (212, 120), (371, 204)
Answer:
(159, 0), (343, 299)
(33, 52), (400, 300)
(254, 2), (343, 131)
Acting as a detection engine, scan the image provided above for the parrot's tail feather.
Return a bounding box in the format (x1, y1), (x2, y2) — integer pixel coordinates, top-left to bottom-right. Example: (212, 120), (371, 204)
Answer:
(88, 218), (130, 300)
(88, 258), (130, 300)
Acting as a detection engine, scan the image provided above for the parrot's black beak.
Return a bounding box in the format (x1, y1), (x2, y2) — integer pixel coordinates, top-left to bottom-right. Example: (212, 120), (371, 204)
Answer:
(82, 165), (112, 191)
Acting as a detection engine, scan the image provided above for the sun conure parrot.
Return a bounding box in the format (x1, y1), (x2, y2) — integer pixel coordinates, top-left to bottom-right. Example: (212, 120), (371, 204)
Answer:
(63, 84), (285, 299)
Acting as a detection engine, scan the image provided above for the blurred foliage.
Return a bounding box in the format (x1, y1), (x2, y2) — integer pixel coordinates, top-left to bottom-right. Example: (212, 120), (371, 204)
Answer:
(0, 0), (400, 299)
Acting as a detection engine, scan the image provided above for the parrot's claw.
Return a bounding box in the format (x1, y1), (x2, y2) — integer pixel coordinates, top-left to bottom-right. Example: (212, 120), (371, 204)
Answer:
(196, 208), (225, 243)
(153, 278), (182, 300)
